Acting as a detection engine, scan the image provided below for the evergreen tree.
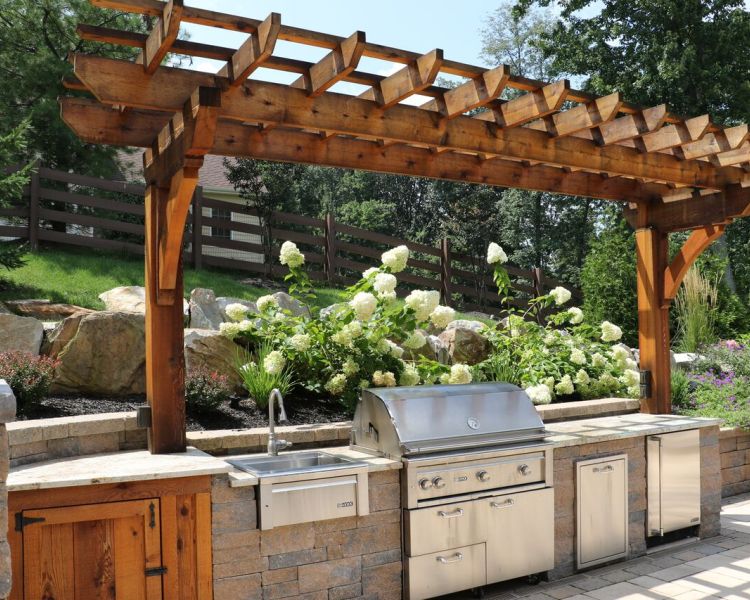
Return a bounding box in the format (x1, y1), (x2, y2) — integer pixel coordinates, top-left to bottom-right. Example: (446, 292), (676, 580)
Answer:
(0, 120), (32, 271)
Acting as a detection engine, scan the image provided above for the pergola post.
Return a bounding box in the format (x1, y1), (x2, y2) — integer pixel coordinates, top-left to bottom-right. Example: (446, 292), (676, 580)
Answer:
(635, 226), (671, 414)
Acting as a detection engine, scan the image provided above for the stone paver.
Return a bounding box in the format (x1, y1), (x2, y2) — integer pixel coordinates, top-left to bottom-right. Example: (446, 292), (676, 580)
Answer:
(446, 493), (750, 600)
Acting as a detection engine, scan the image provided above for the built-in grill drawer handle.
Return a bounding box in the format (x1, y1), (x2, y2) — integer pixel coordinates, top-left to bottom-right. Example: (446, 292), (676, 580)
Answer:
(436, 552), (464, 564)
(490, 499), (514, 508)
(437, 508), (464, 518)
(593, 465), (614, 473)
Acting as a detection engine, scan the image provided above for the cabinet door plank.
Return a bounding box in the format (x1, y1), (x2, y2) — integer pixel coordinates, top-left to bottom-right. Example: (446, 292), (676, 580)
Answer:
(74, 519), (116, 599)
(25, 522), (75, 600)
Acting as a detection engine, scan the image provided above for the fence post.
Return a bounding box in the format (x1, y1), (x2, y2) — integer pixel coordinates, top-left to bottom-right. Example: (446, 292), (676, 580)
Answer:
(440, 237), (452, 306)
(28, 161), (40, 251)
(192, 186), (203, 269)
(324, 212), (336, 283)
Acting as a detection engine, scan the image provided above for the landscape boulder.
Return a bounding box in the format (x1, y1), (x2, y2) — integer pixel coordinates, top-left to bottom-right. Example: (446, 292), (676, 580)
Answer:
(273, 291), (309, 317)
(99, 286), (188, 315)
(0, 314), (44, 355)
(438, 325), (491, 365)
(5, 299), (93, 321)
(184, 329), (244, 392)
(41, 312), (89, 357)
(189, 288), (257, 329)
(50, 311), (146, 395)
(445, 319), (487, 334)
(319, 303), (347, 319)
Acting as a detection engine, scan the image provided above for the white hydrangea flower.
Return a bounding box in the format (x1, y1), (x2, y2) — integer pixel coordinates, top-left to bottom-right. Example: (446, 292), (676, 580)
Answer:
(439, 372), (450, 384)
(289, 334), (311, 352)
(279, 240), (305, 268)
(575, 369), (590, 385)
(359, 379), (370, 389)
(610, 345), (629, 364)
(379, 291), (397, 303)
(376, 338), (391, 355)
(373, 273), (397, 296)
(263, 351), (286, 375)
(568, 307), (584, 324)
(543, 333), (557, 345)
(386, 340), (404, 359)
(405, 289), (441, 322)
(403, 331), (426, 350)
(381, 245), (409, 273)
(350, 292), (377, 321)
(219, 321), (241, 338)
(598, 372), (618, 388)
(525, 384), (551, 405)
(372, 370), (396, 387)
(239, 319), (254, 332)
(399, 364), (421, 387)
(627, 385), (640, 398)
(324, 373), (347, 395)
(343, 359), (359, 377)
(448, 363), (472, 385)
(591, 353), (607, 368)
(224, 302), (249, 322)
(362, 267), (380, 279)
(345, 321), (363, 338)
(550, 286), (572, 306)
(570, 348), (587, 365)
(544, 377), (556, 394)
(625, 358), (638, 371)
(555, 375), (574, 396)
(601, 321), (623, 342)
(620, 369), (640, 387)
(486, 242), (508, 265)
(429, 305), (456, 329)
(256, 294), (278, 312)
(332, 322), (362, 347)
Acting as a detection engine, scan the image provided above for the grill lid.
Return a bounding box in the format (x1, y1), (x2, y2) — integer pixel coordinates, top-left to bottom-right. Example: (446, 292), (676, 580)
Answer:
(351, 383), (546, 458)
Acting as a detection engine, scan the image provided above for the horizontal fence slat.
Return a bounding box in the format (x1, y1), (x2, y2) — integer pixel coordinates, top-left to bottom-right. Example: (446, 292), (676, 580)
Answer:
(334, 240), (441, 274)
(38, 167), (145, 195)
(201, 235), (265, 254)
(450, 251), (533, 279)
(37, 229), (144, 254)
(0, 226), (28, 238)
(201, 254), (267, 273)
(39, 187), (145, 216)
(37, 208), (144, 236)
(202, 197), (255, 214)
(336, 223), (440, 257)
(0, 207), (29, 218)
(202, 216), (262, 236)
(272, 210), (325, 228)
(271, 228), (326, 246)
(335, 257), (440, 290)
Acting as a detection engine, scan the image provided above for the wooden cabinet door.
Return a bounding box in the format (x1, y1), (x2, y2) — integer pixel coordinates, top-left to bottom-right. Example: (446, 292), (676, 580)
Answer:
(20, 499), (164, 600)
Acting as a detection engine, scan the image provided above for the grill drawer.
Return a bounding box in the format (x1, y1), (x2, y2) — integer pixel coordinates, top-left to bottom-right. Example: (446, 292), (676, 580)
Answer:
(406, 543), (486, 600)
(405, 499), (483, 556)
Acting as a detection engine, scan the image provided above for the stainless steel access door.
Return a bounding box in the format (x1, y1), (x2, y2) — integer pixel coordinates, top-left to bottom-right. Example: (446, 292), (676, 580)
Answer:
(647, 429), (701, 536)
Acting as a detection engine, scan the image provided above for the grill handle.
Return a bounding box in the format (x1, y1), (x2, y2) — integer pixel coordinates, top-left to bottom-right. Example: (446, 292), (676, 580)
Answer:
(436, 552), (464, 564)
(437, 508), (464, 519)
(490, 498), (515, 509)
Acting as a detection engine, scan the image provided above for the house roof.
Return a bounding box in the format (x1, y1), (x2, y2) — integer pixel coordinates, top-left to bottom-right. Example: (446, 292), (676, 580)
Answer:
(115, 149), (236, 191)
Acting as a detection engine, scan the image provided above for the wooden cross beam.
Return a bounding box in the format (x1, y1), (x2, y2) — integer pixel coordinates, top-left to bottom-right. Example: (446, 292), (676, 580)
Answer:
(641, 115), (712, 153)
(419, 64), (510, 119)
(358, 49), (443, 108)
(139, 0), (183, 74)
(526, 92), (623, 137)
(291, 30), (366, 96)
(217, 12), (281, 87)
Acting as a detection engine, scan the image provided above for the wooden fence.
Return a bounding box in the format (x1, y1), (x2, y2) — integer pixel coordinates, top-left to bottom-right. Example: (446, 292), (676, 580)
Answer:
(1, 165), (581, 314)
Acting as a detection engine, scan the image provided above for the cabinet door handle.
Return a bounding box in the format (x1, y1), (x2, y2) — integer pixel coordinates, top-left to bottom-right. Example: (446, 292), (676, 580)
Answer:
(593, 465), (614, 473)
(437, 508), (464, 518)
(436, 552), (464, 564)
(490, 498), (514, 508)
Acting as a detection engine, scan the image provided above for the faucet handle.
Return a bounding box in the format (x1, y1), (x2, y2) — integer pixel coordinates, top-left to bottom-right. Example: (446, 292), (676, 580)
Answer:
(279, 439), (292, 450)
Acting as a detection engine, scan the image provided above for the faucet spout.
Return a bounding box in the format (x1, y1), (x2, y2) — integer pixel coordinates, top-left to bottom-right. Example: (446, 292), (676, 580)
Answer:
(268, 388), (292, 456)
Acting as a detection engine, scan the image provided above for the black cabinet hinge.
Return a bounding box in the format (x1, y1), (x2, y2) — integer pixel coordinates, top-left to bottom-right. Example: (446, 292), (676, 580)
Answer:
(145, 566), (168, 577)
(15, 512), (46, 531)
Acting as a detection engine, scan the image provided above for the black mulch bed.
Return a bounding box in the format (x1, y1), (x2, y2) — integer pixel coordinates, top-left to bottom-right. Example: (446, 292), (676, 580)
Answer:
(18, 395), (352, 431)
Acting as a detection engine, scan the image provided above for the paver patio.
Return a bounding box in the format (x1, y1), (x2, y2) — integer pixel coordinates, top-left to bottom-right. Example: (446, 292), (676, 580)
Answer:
(450, 493), (750, 600)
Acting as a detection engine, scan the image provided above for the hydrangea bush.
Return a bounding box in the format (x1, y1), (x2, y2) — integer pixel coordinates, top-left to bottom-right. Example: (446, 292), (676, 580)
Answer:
(222, 239), (639, 409)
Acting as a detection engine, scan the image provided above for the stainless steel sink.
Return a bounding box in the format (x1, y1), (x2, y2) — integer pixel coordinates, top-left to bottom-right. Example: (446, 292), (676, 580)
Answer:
(228, 451), (364, 477)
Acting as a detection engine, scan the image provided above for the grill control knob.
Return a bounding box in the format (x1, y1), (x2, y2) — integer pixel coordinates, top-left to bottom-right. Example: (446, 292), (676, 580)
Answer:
(477, 470), (491, 482)
(518, 464), (532, 476)
(432, 476), (446, 489)
(418, 478), (432, 490)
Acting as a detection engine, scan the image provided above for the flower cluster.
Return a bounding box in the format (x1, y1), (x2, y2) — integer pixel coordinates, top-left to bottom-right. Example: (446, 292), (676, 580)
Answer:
(279, 240), (305, 268)
(381, 245), (409, 273)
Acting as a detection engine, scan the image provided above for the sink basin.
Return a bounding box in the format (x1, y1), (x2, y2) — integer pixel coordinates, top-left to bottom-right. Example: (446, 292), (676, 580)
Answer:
(228, 451), (364, 477)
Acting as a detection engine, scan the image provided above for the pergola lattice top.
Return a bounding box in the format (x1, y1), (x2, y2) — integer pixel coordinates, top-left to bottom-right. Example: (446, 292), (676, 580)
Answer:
(59, 0), (750, 452)
(64, 0), (750, 233)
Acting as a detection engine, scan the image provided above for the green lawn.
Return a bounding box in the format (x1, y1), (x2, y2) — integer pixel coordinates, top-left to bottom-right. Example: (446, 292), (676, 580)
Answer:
(0, 246), (347, 310)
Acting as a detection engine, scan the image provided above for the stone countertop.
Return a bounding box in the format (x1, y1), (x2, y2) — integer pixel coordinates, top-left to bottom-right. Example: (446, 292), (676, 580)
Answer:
(545, 413), (722, 448)
(226, 446), (402, 488)
(7, 447), (231, 492)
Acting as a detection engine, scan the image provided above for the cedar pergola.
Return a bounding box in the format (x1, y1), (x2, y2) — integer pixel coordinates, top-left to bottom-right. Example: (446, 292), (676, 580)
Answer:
(62, 0), (750, 453)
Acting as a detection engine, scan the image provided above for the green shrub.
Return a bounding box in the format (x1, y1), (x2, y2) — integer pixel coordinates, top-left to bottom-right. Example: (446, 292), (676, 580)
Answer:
(0, 352), (58, 412)
(236, 343), (295, 411)
(673, 267), (719, 352)
(185, 367), (232, 414)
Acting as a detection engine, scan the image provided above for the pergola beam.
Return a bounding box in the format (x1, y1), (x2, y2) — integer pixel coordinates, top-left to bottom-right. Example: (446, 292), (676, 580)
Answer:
(292, 30), (366, 96)
(71, 54), (741, 190)
(217, 12), (280, 87)
(139, 0), (183, 74)
(358, 49), (443, 108)
(419, 64), (510, 119)
(526, 92), (623, 137)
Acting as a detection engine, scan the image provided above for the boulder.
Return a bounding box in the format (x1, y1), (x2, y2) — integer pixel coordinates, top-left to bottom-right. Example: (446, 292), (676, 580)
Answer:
(41, 312), (89, 357)
(445, 319), (487, 334)
(216, 297), (257, 322)
(99, 286), (188, 315)
(0, 314), (44, 355)
(438, 326), (491, 365)
(0, 302), (12, 314)
(5, 299), (93, 321)
(273, 292), (309, 317)
(189, 288), (257, 329)
(50, 312), (146, 395)
(673, 352), (701, 370)
(319, 303), (347, 319)
(184, 329), (244, 393)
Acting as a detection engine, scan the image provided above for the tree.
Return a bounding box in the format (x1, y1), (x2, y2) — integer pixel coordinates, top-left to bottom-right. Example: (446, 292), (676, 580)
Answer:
(0, 0), (149, 177)
(0, 120), (32, 271)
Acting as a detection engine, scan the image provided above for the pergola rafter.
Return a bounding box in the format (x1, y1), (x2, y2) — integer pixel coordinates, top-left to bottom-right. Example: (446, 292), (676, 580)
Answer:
(62, 0), (750, 452)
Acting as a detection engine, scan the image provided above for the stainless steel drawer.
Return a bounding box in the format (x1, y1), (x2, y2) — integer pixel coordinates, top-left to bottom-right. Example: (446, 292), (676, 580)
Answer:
(485, 488), (554, 582)
(577, 455), (628, 568)
(261, 475), (360, 529)
(405, 498), (483, 556)
(406, 543), (486, 600)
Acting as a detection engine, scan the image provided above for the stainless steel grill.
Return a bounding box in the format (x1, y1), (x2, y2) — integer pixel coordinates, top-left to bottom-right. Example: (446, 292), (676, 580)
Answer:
(351, 383), (555, 600)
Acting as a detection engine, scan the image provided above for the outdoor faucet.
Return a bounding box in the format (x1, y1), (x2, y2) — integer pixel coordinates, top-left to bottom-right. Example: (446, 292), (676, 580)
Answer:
(268, 388), (292, 456)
